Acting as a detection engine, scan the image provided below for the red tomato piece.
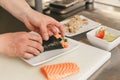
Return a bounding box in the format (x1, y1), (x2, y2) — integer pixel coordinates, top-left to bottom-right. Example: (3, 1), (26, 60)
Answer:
(96, 30), (105, 39)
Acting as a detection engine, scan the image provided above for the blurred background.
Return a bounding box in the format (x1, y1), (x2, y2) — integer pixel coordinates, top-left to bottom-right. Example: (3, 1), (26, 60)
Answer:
(0, 0), (120, 33)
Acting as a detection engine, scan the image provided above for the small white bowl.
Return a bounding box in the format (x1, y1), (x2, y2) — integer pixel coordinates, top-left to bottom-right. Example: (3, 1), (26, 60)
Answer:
(87, 26), (120, 51)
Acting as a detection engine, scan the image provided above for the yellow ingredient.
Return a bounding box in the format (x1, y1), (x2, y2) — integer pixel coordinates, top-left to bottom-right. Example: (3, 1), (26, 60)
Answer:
(104, 31), (117, 42)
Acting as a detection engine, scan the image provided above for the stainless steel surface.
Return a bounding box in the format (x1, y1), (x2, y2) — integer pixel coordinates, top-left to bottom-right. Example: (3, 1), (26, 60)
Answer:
(0, 3), (120, 80)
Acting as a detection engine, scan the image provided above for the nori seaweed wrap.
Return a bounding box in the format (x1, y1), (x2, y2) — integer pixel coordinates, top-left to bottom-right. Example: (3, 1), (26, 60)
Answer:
(43, 34), (68, 51)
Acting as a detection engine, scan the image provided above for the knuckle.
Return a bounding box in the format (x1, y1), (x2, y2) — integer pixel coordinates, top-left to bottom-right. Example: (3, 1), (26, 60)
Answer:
(30, 47), (37, 54)
(29, 47), (34, 52)
(37, 45), (41, 50)
(31, 49), (39, 55)
(38, 38), (42, 43)
(34, 48), (39, 53)
(23, 53), (33, 59)
(39, 45), (44, 52)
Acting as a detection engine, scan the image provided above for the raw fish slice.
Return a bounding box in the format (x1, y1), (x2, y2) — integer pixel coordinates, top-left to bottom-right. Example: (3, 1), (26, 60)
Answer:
(40, 62), (79, 80)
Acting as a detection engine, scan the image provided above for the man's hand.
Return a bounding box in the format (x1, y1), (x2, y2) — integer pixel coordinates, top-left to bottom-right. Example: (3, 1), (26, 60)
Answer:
(23, 10), (65, 41)
(0, 0), (65, 40)
(0, 32), (43, 59)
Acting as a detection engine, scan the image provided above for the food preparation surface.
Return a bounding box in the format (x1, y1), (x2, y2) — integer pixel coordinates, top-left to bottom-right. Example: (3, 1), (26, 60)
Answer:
(0, 3), (119, 80)
(0, 40), (111, 80)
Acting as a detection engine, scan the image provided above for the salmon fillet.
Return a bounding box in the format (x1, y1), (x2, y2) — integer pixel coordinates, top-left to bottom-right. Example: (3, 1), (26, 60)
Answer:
(40, 62), (80, 80)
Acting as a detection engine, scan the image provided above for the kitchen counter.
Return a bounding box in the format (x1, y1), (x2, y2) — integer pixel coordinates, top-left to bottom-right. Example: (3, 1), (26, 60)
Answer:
(0, 3), (120, 80)
(71, 3), (120, 80)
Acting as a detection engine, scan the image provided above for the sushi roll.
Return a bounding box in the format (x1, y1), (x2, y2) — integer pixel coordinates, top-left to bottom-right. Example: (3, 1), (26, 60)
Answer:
(43, 34), (69, 51)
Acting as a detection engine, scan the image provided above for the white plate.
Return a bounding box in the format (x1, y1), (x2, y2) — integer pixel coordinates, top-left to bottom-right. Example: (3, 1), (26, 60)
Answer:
(22, 38), (80, 66)
(87, 25), (120, 51)
(61, 15), (101, 37)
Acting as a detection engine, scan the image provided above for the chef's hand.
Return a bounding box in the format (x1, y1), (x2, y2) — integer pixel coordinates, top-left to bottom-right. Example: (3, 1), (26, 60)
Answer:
(23, 9), (65, 40)
(0, 0), (65, 41)
(0, 32), (43, 59)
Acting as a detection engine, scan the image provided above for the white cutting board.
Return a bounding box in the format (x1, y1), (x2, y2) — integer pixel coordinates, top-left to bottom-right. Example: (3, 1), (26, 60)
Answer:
(0, 41), (111, 80)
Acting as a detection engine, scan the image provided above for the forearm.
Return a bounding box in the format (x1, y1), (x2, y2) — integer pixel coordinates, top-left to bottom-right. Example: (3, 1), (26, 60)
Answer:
(0, 0), (32, 22)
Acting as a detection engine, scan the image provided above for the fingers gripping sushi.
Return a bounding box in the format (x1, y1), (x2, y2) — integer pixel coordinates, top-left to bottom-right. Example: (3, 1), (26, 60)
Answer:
(43, 34), (69, 51)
